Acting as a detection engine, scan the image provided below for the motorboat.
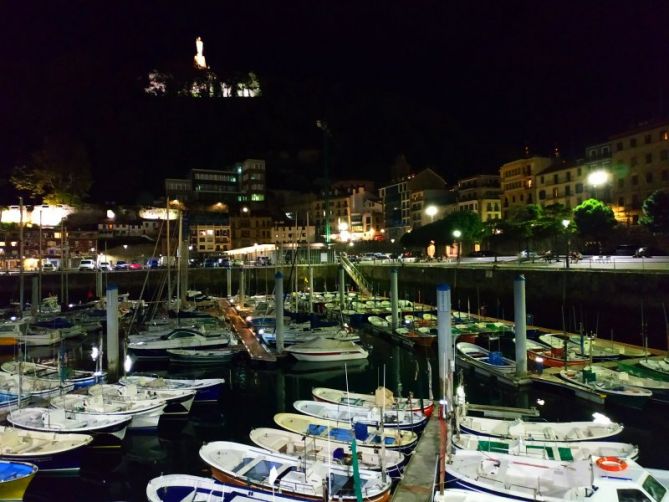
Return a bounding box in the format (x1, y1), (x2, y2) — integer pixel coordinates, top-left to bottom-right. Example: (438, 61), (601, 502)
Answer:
(294, 400), (427, 431)
(88, 384), (196, 416)
(274, 413), (417, 454)
(453, 432), (639, 461)
(456, 342), (516, 374)
(50, 393), (166, 430)
(199, 441), (393, 502)
(0, 319), (27, 348)
(559, 367), (653, 408)
(7, 407), (131, 442)
(639, 358), (669, 377)
(446, 449), (669, 501)
(1, 361), (106, 389)
(167, 347), (243, 365)
(0, 371), (74, 400)
(458, 414), (624, 441)
(249, 427), (405, 478)
(128, 327), (230, 360)
(518, 337), (589, 367)
(119, 375), (225, 402)
(312, 386), (434, 417)
(284, 338), (368, 362)
(0, 460), (37, 500)
(0, 426), (92, 472)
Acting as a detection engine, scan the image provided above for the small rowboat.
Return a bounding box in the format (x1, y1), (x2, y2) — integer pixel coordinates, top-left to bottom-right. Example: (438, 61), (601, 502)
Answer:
(120, 376), (224, 402)
(559, 367), (653, 409)
(0, 461), (37, 500)
(294, 400), (427, 431)
(456, 342), (515, 374)
(312, 386), (433, 417)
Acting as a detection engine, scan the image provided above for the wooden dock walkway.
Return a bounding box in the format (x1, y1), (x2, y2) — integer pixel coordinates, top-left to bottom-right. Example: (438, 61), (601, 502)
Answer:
(392, 406), (439, 502)
(218, 299), (276, 363)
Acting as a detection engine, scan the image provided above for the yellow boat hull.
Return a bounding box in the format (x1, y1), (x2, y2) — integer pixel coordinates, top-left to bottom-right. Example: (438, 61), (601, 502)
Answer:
(0, 471), (36, 501)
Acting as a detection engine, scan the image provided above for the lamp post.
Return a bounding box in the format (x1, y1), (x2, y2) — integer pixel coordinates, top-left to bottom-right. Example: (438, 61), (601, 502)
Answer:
(587, 169), (610, 201)
(562, 219), (570, 269)
(425, 205), (438, 224)
(452, 229), (462, 263)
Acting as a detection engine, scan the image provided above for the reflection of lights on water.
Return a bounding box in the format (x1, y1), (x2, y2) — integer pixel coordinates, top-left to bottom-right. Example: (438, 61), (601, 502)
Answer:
(91, 346), (99, 361)
(124, 355), (133, 373)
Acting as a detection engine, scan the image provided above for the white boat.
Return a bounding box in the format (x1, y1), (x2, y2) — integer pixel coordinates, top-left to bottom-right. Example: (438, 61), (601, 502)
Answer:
(294, 400), (427, 431)
(0, 425), (92, 472)
(199, 441), (393, 502)
(559, 367), (653, 408)
(88, 384), (196, 416)
(456, 342), (516, 374)
(284, 338), (368, 362)
(639, 358), (669, 376)
(312, 386), (434, 416)
(259, 326), (359, 346)
(446, 449), (669, 501)
(434, 489), (510, 502)
(458, 414), (624, 441)
(1, 361), (105, 389)
(367, 316), (389, 328)
(50, 393), (166, 430)
(22, 329), (63, 346)
(274, 412), (417, 454)
(167, 347), (242, 365)
(7, 407), (131, 441)
(453, 432), (639, 460)
(119, 375), (224, 402)
(0, 318), (27, 348)
(147, 474), (316, 502)
(0, 371), (74, 400)
(249, 427), (405, 478)
(128, 327), (230, 360)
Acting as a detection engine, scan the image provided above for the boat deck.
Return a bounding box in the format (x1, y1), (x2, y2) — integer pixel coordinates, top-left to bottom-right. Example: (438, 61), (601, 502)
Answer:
(219, 300), (276, 363)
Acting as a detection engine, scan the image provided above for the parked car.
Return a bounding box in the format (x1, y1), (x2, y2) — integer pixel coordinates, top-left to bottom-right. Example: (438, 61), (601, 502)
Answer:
(114, 261), (129, 270)
(128, 262), (143, 270)
(98, 262), (112, 271)
(146, 258), (159, 269)
(41, 262), (56, 272)
(615, 244), (639, 256)
(518, 250), (539, 259)
(203, 258), (220, 268)
(78, 259), (96, 271)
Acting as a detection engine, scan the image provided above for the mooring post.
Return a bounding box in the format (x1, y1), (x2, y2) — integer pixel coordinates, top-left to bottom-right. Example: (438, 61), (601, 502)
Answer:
(275, 271), (285, 353)
(514, 274), (528, 377)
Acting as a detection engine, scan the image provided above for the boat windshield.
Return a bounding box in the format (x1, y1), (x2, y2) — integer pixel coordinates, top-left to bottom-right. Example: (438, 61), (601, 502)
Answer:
(642, 474), (667, 501)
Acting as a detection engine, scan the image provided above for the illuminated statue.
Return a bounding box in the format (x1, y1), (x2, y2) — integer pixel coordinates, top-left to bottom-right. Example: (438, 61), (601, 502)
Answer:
(194, 36), (207, 69)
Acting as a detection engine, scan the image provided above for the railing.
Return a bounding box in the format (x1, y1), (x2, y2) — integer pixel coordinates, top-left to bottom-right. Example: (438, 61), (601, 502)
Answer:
(339, 254), (372, 297)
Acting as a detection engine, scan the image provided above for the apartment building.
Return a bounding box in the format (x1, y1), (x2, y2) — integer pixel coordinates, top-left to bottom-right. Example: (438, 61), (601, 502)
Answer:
(457, 174), (502, 221)
(500, 157), (553, 218)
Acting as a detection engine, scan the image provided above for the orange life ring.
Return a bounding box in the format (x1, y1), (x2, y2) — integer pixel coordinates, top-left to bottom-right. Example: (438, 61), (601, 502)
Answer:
(596, 456), (628, 472)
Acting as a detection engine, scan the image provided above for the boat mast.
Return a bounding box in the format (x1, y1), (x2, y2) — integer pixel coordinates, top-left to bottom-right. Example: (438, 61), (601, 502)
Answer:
(165, 192), (171, 312)
(19, 197), (25, 316)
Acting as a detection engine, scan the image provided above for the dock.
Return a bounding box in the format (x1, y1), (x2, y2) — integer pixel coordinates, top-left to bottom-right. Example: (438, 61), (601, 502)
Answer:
(392, 406), (439, 502)
(219, 299), (276, 363)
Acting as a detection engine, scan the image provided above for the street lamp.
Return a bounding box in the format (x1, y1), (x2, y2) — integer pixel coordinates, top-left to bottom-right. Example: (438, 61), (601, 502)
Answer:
(452, 229), (462, 263)
(587, 169), (610, 200)
(425, 205), (438, 223)
(562, 219), (571, 269)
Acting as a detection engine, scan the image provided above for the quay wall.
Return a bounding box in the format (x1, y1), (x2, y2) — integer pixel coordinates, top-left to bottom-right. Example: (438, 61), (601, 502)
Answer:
(2, 265), (668, 349)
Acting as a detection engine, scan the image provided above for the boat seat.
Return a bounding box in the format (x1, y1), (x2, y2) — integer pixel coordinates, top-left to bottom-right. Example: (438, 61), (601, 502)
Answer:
(270, 438), (288, 453)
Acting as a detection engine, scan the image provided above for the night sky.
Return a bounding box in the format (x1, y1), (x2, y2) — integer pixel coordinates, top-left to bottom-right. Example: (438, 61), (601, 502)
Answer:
(2, 1), (668, 202)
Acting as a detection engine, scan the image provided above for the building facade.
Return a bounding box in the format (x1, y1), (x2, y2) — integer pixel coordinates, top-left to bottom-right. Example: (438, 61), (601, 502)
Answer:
(456, 174), (502, 221)
(500, 157), (553, 218)
(534, 162), (589, 210)
(608, 122), (669, 224)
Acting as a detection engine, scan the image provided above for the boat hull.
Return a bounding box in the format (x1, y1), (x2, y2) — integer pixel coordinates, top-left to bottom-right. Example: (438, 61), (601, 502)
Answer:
(0, 445), (87, 473)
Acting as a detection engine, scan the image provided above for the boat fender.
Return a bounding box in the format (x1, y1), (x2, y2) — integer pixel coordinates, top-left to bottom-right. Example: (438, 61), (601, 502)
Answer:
(596, 456), (627, 472)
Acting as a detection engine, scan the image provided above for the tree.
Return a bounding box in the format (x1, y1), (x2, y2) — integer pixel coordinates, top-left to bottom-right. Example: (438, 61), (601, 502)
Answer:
(11, 136), (93, 205)
(640, 190), (669, 234)
(572, 199), (616, 241)
(399, 210), (483, 248)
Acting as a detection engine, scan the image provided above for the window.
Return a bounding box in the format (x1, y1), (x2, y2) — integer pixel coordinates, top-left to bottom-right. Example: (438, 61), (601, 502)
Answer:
(618, 178), (624, 188)
(539, 190), (546, 200)
(645, 134), (652, 144)
(631, 156), (638, 166)
(663, 170), (669, 181)
(662, 150), (669, 161)
(632, 175), (639, 185)
(632, 194), (640, 208)
(646, 172), (653, 183)
(616, 141), (623, 151)
(646, 153), (652, 163)
(630, 138), (637, 147)
(575, 183), (583, 193)
(565, 185), (571, 196)
(566, 171), (571, 181)
(553, 174), (559, 184)
(577, 167), (582, 176)
(616, 489), (650, 502)
(552, 187), (558, 198)
(662, 130), (669, 141)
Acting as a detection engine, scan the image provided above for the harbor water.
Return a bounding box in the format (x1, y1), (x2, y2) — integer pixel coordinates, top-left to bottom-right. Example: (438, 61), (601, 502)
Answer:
(8, 328), (669, 502)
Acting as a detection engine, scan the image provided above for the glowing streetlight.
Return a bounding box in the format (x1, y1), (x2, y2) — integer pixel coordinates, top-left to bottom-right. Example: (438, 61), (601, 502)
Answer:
(562, 219), (571, 269)
(425, 205), (438, 223)
(587, 169), (610, 200)
(452, 229), (462, 263)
